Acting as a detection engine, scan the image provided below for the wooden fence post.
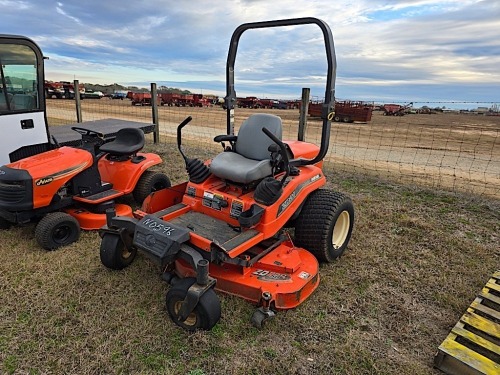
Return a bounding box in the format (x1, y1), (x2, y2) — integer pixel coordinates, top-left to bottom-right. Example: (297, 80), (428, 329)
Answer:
(74, 79), (82, 123)
(151, 83), (159, 143)
(298, 87), (310, 141)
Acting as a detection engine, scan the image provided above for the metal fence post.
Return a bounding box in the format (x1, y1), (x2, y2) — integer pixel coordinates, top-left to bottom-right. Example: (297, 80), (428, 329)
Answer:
(298, 87), (310, 141)
(151, 83), (159, 143)
(74, 79), (82, 123)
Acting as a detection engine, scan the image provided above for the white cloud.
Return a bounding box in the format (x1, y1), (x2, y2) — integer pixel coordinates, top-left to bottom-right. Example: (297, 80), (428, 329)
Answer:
(2, 0), (498, 102)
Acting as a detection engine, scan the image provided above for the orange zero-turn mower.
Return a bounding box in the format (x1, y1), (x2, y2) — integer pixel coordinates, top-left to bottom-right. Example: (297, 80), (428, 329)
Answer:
(0, 126), (170, 250)
(99, 17), (355, 330)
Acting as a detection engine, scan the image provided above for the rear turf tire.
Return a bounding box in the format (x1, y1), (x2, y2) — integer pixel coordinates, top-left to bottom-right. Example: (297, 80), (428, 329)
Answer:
(133, 171), (171, 204)
(166, 278), (221, 331)
(35, 212), (80, 250)
(100, 233), (136, 270)
(294, 190), (354, 263)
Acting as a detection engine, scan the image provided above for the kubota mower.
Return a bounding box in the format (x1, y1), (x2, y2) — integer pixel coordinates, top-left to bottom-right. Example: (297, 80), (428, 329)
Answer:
(0, 126), (170, 250)
(99, 17), (355, 330)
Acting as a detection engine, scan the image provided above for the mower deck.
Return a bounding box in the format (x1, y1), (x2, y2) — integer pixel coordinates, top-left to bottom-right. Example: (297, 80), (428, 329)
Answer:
(66, 203), (133, 230)
(175, 239), (320, 309)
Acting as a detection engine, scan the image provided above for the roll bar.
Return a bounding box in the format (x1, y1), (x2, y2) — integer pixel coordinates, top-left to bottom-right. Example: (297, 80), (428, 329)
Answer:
(224, 17), (336, 167)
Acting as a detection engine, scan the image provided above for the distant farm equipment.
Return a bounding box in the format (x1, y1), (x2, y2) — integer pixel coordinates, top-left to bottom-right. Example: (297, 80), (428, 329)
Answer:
(237, 96), (262, 108)
(44, 81), (85, 99)
(44, 81), (65, 99)
(309, 100), (373, 123)
(129, 92), (161, 106)
(158, 93), (212, 107)
(234, 97), (301, 109)
(382, 102), (413, 116)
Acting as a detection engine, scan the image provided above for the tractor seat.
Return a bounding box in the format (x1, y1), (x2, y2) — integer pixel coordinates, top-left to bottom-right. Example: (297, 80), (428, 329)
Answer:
(99, 127), (145, 156)
(210, 113), (282, 184)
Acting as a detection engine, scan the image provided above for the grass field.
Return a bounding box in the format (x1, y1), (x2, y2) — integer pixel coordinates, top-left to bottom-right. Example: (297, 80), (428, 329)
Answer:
(1, 139), (498, 374)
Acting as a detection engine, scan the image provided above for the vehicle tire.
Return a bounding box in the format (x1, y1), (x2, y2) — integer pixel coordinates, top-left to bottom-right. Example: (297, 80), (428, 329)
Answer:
(132, 171), (171, 204)
(35, 212), (80, 250)
(0, 217), (12, 230)
(343, 116), (351, 123)
(333, 115), (341, 122)
(294, 189), (354, 263)
(100, 233), (136, 270)
(166, 278), (221, 331)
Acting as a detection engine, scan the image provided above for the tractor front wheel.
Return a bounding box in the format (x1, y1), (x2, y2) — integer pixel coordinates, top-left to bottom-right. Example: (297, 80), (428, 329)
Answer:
(100, 233), (136, 270)
(35, 212), (80, 250)
(133, 171), (171, 204)
(166, 278), (221, 331)
(294, 190), (354, 262)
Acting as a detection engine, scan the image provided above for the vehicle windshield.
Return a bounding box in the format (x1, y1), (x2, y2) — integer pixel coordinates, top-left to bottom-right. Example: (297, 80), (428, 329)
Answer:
(0, 43), (40, 113)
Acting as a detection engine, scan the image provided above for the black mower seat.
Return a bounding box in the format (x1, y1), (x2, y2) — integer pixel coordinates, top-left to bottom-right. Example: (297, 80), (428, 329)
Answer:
(99, 127), (145, 156)
(210, 113), (282, 184)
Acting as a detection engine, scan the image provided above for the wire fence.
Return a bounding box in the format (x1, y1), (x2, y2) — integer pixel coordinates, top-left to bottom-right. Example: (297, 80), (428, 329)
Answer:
(46, 97), (500, 199)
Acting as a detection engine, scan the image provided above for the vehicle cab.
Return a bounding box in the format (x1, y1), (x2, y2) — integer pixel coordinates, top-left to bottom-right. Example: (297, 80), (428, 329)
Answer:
(0, 35), (50, 165)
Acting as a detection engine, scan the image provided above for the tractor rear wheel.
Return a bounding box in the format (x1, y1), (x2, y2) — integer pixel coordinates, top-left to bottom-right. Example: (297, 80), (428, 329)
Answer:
(166, 278), (221, 331)
(132, 171), (171, 204)
(35, 212), (80, 250)
(100, 233), (136, 270)
(294, 189), (354, 262)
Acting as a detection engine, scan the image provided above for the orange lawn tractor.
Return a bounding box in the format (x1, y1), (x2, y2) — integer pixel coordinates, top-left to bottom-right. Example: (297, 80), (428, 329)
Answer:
(0, 126), (170, 250)
(99, 17), (355, 330)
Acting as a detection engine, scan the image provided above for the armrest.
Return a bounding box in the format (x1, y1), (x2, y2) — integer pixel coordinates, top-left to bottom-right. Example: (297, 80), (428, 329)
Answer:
(214, 134), (238, 143)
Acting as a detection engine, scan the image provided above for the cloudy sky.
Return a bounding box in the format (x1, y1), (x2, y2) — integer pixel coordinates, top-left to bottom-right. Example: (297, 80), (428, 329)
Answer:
(2, 0), (499, 107)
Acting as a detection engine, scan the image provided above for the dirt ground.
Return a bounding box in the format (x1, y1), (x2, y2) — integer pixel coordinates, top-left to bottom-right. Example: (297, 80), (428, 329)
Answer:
(46, 99), (500, 198)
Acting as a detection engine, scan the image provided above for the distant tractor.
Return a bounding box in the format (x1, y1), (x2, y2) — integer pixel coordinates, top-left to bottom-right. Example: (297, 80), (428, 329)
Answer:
(382, 102), (413, 116)
(309, 100), (373, 123)
(44, 81), (64, 99)
(60, 81), (85, 99)
(192, 94), (211, 107)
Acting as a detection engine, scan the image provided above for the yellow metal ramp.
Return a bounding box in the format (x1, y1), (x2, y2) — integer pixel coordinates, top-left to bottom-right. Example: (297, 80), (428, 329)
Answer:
(434, 270), (500, 375)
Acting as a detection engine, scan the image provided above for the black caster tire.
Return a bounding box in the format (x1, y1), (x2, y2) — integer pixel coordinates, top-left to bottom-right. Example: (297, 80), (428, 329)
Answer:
(0, 217), (12, 230)
(100, 233), (136, 270)
(166, 278), (221, 331)
(35, 212), (80, 250)
(294, 190), (354, 263)
(251, 308), (276, 329)
(133, 171), (171, 204)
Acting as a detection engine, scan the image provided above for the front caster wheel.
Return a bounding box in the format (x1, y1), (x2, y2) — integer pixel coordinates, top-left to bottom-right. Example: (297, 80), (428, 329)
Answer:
(35, 212), (80, 250)
(251, 308), (276, 329)
(0, 217), (12, 230)
(100, 233), (136, 270)
(166, 278), (221, 331)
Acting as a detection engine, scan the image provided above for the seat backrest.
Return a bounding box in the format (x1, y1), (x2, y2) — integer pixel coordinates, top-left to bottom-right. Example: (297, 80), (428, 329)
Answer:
(234, 113), (282, 161)
(99, 127), (145, 156)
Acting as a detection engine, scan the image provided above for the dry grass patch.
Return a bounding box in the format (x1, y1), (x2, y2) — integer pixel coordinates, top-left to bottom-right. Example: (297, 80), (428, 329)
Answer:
(0, 140), (498, 374)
